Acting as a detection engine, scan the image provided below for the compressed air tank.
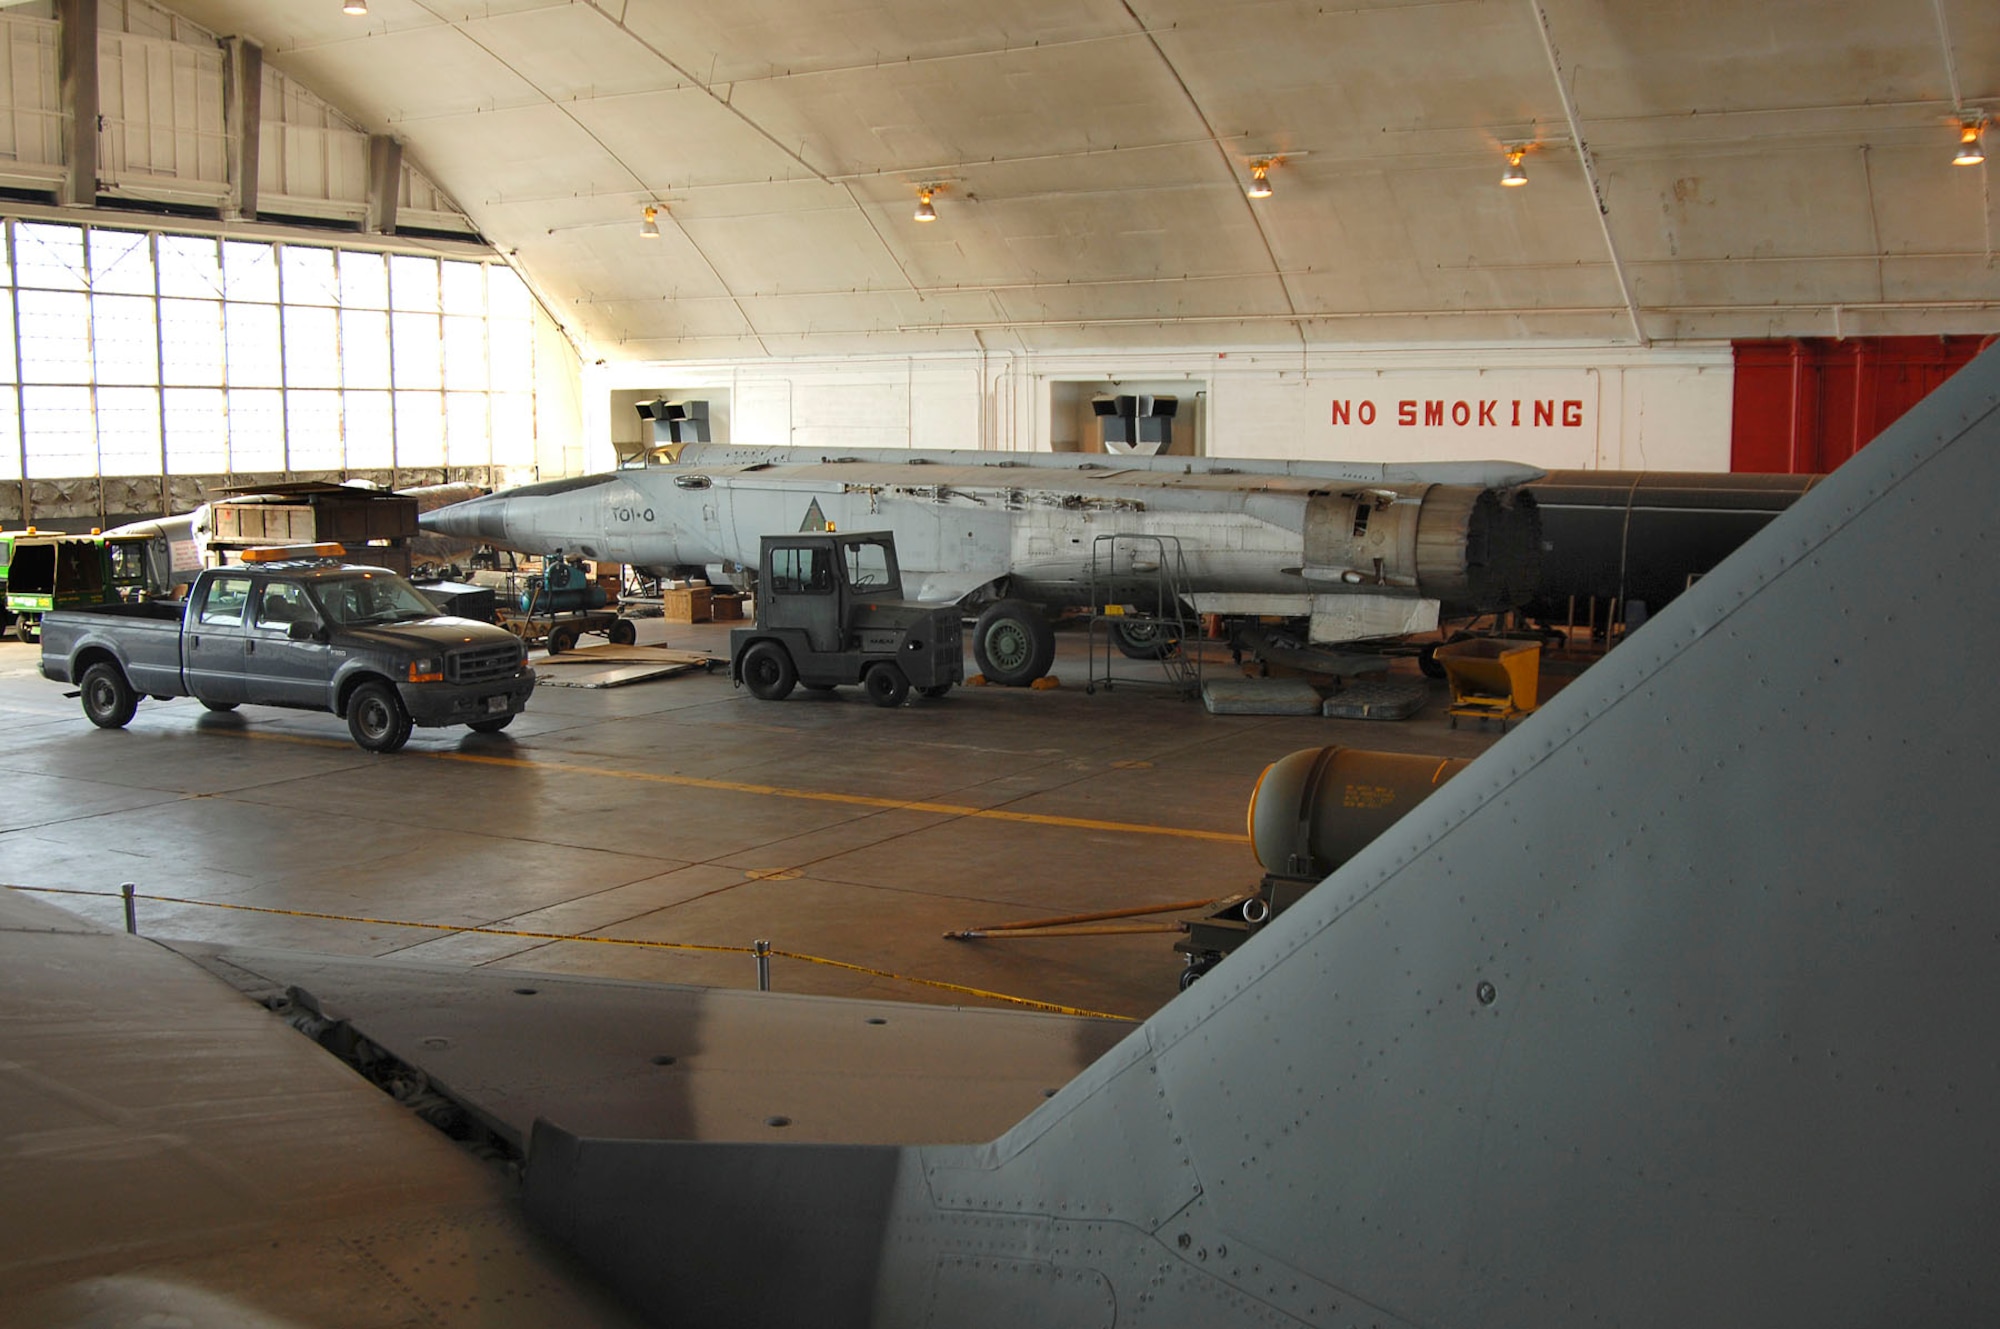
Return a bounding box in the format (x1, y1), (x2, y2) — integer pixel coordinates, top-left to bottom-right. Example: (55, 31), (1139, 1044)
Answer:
(1247, 746), (1472, 877)
(521, 558), (608, 613)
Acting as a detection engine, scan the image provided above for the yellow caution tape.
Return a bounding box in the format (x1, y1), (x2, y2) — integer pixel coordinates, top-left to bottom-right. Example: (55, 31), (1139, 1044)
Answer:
(4, 884), (1137, 1022)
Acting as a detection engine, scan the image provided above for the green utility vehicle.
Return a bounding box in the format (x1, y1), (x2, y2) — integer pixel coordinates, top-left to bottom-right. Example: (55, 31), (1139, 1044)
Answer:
(729, 531), (963, 707)
(3, 530), (153, 643)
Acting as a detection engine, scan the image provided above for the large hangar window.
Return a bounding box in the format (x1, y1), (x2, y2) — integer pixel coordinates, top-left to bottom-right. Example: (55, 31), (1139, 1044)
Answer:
(0, 219), (537, 486)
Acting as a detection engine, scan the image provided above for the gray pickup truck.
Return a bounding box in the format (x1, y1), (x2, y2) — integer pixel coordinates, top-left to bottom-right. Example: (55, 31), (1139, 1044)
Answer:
(39, 552), (535, 753)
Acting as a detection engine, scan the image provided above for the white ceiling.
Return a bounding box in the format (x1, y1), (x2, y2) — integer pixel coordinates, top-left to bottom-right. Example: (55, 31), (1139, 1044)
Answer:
(158, 0), (1999, 360)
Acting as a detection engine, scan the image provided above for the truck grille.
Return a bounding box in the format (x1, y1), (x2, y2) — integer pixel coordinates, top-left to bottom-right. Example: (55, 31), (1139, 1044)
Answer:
(448, 641), (523, 685)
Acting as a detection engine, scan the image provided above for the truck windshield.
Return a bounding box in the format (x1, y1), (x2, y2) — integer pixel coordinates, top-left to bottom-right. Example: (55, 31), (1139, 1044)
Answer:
(312, 573), (440, 626)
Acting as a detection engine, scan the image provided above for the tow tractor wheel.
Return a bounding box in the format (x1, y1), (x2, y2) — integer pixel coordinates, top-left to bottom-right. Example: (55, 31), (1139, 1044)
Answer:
(546, 625), (579, 655)
(863, 662), (910, 708)
(741, 641), (797, 701)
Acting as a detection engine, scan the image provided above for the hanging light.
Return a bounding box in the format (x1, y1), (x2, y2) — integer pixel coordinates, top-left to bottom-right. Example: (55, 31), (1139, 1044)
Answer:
(342, 0), (368, 14)
(915, 187), (937, 222)
(1953, 120), (1986, 167)
(1246, 162), (1273, 199)
(640, 205), (660, 239)
(1501, 147), (1528, 187)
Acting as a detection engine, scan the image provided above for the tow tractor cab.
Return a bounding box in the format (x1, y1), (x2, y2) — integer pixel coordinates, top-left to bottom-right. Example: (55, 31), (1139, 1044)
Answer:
(2, 528), (152, 642)
(729, 531), (963, 707)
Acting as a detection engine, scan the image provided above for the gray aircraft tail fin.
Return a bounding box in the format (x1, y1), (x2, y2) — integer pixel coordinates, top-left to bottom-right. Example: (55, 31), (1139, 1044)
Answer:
(527, 343), (2000, 1328)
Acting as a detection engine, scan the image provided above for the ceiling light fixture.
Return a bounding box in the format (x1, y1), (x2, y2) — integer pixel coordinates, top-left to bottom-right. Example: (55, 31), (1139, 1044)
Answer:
(915, 186), (938, 222)
(1501, 147), (1529, 186)
(342, 0), (368, 14)
(640, 205), (660, 239)
(1953, 119), (1986, 166)
(1246, 162), (1273, 199)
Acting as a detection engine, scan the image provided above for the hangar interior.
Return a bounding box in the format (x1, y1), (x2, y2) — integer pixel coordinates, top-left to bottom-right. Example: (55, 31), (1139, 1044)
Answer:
(1, 1), (1997, 1325)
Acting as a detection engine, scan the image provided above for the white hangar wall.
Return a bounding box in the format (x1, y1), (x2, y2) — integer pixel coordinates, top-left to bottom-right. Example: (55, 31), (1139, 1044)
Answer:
(588, 344), (1733, 477)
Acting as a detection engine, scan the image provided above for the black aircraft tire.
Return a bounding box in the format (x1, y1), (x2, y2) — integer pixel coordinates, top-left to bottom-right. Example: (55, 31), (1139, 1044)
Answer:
(741, 641), (797, 701)
(80, 661), (138, 729)
(864, 662), (910, 708)
(972, 599), (1055, 686)
(608, 618), (638, 646)
(1113, 618), (1180, 660)
(347, 680), (413, 754)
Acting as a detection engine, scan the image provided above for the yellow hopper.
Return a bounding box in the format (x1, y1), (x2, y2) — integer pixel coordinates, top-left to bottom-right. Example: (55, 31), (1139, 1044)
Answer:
(1437, 638), (1541, 731)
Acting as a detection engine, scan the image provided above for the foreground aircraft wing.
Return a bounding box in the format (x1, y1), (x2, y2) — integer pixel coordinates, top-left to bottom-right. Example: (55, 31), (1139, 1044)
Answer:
(523, 348), (2000, 1328)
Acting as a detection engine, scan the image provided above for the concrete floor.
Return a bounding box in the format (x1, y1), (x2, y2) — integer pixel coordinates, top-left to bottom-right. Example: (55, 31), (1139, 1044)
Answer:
(0, 619), (1513, 1024)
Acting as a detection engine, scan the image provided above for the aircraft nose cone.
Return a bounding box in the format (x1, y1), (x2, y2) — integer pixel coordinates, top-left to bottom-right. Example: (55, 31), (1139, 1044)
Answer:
(419, 496), (497, 540)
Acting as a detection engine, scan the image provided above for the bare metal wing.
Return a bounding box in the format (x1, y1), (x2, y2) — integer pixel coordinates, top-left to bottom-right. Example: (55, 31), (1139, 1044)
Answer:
(522, 346), (2000, 1326)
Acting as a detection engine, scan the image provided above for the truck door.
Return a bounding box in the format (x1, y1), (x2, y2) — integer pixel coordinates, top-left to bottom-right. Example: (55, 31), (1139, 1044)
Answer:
(244, 578), (328, 707)
(184, 573), (253, 704)
(769, 542), (841, 652)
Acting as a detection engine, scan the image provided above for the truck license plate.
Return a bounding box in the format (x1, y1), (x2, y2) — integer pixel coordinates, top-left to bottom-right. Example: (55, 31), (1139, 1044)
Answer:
(485, 695), (509, 714)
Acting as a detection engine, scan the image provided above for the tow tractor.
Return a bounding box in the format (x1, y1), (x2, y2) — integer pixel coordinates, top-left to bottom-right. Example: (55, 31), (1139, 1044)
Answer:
(729, 530), (962, 707)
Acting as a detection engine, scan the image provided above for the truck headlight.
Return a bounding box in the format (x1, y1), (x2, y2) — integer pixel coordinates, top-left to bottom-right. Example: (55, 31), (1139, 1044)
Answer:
(408, 658), (443, 683)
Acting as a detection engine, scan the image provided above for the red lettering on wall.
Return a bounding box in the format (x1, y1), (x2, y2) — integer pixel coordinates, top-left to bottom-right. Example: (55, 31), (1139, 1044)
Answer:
(1357, 400), (1376, 425)
(1398, 401), (1416, 426)
(1511, 400), (1521, 427)
(1424, 400), (1444, 427)
(1449, 400), (1469, 426)
(1478, 400), (1496, 426)
(1533, 400), (1555, 428)
(1331, 400), (1352, 426)
(1562, 399), (1583, 427)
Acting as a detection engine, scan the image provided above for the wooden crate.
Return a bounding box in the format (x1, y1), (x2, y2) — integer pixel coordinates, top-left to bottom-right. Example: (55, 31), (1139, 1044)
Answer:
(664, 586), (713, 622)
(710, 593), (746, 621)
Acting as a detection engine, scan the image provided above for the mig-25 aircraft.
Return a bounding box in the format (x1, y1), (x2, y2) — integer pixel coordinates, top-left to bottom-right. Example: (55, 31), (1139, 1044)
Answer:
(419, 443), (1544, 683)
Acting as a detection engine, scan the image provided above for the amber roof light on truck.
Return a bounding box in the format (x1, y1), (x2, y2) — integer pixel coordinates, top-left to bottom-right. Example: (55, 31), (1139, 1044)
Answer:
(238, 543), (348, 563)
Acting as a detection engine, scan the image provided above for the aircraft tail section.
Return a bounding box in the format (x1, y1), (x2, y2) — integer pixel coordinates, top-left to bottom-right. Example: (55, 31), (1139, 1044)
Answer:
(525, 344), (2000, 1327)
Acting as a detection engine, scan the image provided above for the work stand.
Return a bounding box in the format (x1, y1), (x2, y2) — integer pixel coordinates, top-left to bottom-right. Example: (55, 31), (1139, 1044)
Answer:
(1084, 533), (1202, 696)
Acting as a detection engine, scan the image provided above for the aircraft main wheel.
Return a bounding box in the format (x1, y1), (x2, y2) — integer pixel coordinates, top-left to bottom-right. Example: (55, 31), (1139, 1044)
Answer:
(864, 662), (910, 708)
(347, 680), (413, 753)
(608, 618), (638, 646)
(972, 599), (1054, 686)
(741, 642), (797, 701)
(917, 682), (953, 699)
(200, 700), (239, 712)
(545, 625), (578, 655)
(1113, 618), (1180, 660)
(467, 714), (514, 733)
(80, 661), (138, 729)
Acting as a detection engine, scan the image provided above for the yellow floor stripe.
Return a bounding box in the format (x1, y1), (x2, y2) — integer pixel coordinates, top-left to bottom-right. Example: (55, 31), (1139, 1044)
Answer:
(235, 728), (1248, 845)
(6, 885), (1138, 1022)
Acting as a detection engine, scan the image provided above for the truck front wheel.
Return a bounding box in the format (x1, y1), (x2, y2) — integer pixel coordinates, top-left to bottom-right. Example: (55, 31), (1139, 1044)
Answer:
(80, 662), (138, 729)
(741, 642), (797, 701)
(347, 680), (413, 753)
(864, 662), (910, 708)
